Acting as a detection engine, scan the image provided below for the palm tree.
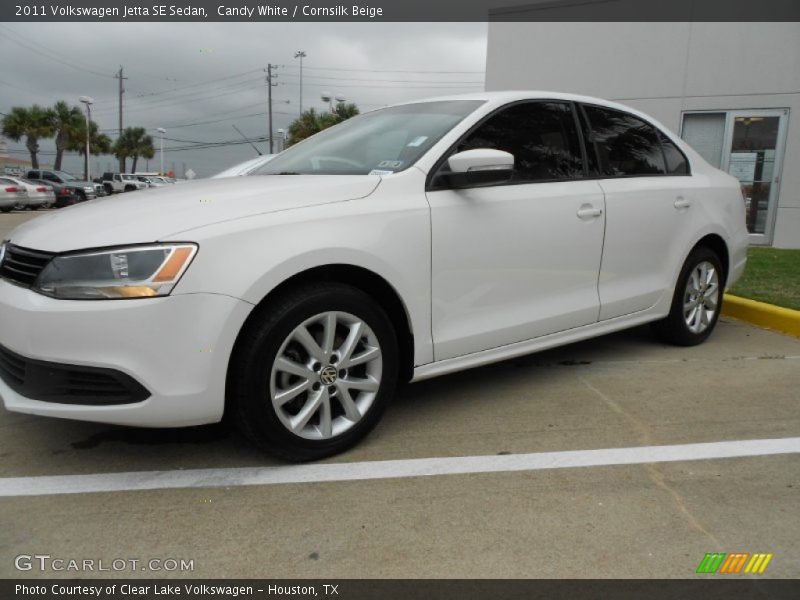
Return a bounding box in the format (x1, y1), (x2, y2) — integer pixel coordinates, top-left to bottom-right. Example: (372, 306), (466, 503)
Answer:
(68, 120), (112, 157)
(287, 108), (338, 146)
(51, 101), (84, 170)
(113, 127), (154, 172)
(287, 104), (360, 147)
(131, 134), (155, 173)
(1, 105), (55, 169)
(333, 102), (360, 120)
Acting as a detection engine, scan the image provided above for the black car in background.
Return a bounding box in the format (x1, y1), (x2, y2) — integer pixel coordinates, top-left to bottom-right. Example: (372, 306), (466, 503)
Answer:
(26, 169), (97, 202)
(26, 179), (81, 208)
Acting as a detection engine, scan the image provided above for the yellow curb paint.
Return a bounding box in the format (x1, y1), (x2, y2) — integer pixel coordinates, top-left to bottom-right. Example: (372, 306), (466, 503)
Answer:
(722, 294), (800, 338)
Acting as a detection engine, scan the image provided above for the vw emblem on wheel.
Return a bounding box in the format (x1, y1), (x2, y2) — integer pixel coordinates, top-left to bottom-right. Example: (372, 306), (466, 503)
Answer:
(319, 365), (338, 385)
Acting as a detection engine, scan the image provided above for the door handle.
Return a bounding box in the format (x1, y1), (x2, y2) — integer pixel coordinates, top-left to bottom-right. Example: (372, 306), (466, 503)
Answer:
(576, 206), (603, 219)
(674, 196), (691, 209)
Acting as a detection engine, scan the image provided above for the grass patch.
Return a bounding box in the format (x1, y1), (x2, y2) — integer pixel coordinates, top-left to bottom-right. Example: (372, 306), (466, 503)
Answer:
(729, 247), (800, 310)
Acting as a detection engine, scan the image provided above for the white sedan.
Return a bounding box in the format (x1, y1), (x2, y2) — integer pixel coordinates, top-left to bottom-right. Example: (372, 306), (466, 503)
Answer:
(0, 176), (54, 210)
(0, 91), (748, 461)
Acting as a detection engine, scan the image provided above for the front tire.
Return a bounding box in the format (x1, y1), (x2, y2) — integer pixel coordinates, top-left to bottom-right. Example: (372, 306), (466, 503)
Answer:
(652, 247), (724, 346)
(229, 282), (399, 461)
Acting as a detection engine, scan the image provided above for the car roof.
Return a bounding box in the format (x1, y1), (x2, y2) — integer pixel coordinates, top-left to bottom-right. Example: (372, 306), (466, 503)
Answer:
(393, 90), (680, 143)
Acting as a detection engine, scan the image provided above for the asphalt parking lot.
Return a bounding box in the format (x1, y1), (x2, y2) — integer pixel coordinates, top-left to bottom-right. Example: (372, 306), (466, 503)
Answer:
(0, 211), (798, 579)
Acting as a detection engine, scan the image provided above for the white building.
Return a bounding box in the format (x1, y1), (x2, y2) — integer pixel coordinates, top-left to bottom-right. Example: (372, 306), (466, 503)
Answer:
(486, 21), (800, 248)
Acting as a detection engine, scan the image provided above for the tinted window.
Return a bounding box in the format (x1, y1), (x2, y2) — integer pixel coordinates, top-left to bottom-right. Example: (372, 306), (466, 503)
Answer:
(583, 106), (666, 176)
(455, 101), (585, 183)
(660, 134), (689, 175)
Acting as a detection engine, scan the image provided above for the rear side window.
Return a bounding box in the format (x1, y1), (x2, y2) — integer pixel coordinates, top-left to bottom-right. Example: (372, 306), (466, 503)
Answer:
(660, 133), (690, 175)
(583, 105), (666, 177)
(456, 101), (585, 183)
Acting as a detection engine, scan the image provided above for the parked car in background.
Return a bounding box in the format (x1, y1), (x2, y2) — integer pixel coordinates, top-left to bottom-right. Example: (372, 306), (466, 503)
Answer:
(211, 154), (276, 178)
(0, 176), (55, 210)
(27, 179), (81, 208)
(102, 173), (148, 194)
(134, 175), (170, 188)
(0, 179), (27, 213)
(0, 92), (748, 461)
(25, 170), (97, 202)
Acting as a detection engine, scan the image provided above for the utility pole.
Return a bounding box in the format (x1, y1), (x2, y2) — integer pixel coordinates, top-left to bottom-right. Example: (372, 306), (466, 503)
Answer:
(114, 66), (127, 171)
(294, 50), (306, 114)
(266, 64), (278, 153)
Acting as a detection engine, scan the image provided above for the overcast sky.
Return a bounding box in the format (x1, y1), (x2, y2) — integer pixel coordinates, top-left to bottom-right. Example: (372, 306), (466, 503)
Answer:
(0, 22), (487, 177)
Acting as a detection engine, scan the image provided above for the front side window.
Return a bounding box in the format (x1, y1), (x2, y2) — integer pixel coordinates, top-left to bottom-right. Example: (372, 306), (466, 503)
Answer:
(583, 105), (666, 177)
(660, 133), (690, 175)
(255, 100), (484, 176)
(452, 101), (585, 183)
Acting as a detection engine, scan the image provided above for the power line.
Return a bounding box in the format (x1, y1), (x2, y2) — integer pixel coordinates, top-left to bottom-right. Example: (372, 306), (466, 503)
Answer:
(279, 73), (484, 84)
(0, 25), (115, 79)
(285, 64), (485, 74)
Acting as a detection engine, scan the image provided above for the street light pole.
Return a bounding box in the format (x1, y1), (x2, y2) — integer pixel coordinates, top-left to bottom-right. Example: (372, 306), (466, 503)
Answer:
(157, 127), (166, 174)
(294, 50), (306, 114)
(79, 96), (93, 181)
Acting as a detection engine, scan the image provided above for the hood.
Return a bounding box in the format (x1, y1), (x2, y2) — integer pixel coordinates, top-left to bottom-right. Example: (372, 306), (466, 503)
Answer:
(67, 181), (96, 188)
(8, 175), (381, 252)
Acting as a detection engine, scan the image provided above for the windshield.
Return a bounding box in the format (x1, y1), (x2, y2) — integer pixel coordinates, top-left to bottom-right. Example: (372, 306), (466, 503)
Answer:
(255, 100), (484, 176)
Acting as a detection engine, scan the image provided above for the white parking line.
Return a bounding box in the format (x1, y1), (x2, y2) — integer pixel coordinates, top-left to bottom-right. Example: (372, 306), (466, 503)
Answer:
(1, 437), (798, 497)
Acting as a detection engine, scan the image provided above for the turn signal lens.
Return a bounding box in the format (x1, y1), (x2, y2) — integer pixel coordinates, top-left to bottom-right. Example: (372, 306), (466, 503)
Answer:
(33, 244), (198, 300)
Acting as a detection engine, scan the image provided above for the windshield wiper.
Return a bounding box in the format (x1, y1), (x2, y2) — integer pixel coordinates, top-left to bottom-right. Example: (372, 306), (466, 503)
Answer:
(273, 171), (301, 175)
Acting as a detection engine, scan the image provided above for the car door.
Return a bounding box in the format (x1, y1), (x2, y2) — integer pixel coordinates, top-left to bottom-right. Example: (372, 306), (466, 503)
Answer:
(580, 104), (696, 320)
(426, 100), (606, 361)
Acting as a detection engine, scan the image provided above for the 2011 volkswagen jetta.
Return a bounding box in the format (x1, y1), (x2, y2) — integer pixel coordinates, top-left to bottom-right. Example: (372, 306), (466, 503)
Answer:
(0, 92), (748, 461)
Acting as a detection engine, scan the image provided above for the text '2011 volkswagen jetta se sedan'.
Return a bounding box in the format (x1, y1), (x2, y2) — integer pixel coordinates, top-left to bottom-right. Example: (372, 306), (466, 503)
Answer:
(0, 92), (748, 461)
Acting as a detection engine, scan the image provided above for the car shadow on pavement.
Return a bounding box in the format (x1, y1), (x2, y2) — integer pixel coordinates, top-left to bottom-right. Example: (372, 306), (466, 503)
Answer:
(2, 325), (658, 474)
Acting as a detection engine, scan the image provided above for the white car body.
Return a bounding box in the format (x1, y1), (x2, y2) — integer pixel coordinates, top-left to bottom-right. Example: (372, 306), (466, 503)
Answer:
(0, 91), (748, 432)
(211, 154), (276, 178)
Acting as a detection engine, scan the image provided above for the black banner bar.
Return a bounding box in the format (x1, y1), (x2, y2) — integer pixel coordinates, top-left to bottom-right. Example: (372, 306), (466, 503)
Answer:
(3, 579), (800, 600)
(3, 0), (800, 22)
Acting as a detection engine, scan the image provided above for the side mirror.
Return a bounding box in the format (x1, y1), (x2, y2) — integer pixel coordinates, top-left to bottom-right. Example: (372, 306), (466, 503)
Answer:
(444, 149), (514, 188)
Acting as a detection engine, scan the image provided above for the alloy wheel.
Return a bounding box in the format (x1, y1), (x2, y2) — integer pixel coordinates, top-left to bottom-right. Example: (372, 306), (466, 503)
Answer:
(683, 260), (720, 334)
(269, 311), (383, 440)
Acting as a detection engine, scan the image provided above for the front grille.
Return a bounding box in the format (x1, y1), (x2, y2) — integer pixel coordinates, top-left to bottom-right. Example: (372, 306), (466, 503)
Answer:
(0, 344), (150, 405)
(0, 245), (54, 288)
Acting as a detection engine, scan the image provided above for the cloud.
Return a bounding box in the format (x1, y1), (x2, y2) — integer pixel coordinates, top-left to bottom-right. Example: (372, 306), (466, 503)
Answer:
(0, 22), (487, 176)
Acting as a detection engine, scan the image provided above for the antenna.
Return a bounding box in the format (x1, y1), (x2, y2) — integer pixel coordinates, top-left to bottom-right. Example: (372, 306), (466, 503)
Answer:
(232, 125), (263, 156)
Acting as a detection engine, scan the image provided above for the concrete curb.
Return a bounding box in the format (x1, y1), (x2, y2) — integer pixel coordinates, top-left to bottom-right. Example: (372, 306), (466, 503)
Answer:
(722, 294), (800, 338)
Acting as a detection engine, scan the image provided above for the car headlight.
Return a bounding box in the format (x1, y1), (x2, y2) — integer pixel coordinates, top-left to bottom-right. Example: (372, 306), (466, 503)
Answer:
(33, 243), (198, 300)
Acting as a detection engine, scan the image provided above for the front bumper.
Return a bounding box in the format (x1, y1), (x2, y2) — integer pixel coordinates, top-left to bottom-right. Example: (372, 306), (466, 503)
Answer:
(0, 280), (253, 427)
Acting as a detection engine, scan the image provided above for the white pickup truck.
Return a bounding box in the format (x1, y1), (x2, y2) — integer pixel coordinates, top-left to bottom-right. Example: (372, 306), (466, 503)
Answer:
(102, 173), (149, 194)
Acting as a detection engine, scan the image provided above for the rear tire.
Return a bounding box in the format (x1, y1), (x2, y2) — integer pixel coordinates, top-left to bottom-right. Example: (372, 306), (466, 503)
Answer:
(651, 246), (725, 346)
(228, 282), (398, 462)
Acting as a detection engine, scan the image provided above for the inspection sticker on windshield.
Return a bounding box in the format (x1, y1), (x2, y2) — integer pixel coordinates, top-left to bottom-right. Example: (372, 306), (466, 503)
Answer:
(378, 160), (403, 169)
(369, 170), (394, 176)
(407, 136), (428, 147)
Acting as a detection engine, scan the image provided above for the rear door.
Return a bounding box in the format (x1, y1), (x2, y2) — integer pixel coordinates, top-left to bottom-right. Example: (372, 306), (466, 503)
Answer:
(581, 104), (696, 320)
